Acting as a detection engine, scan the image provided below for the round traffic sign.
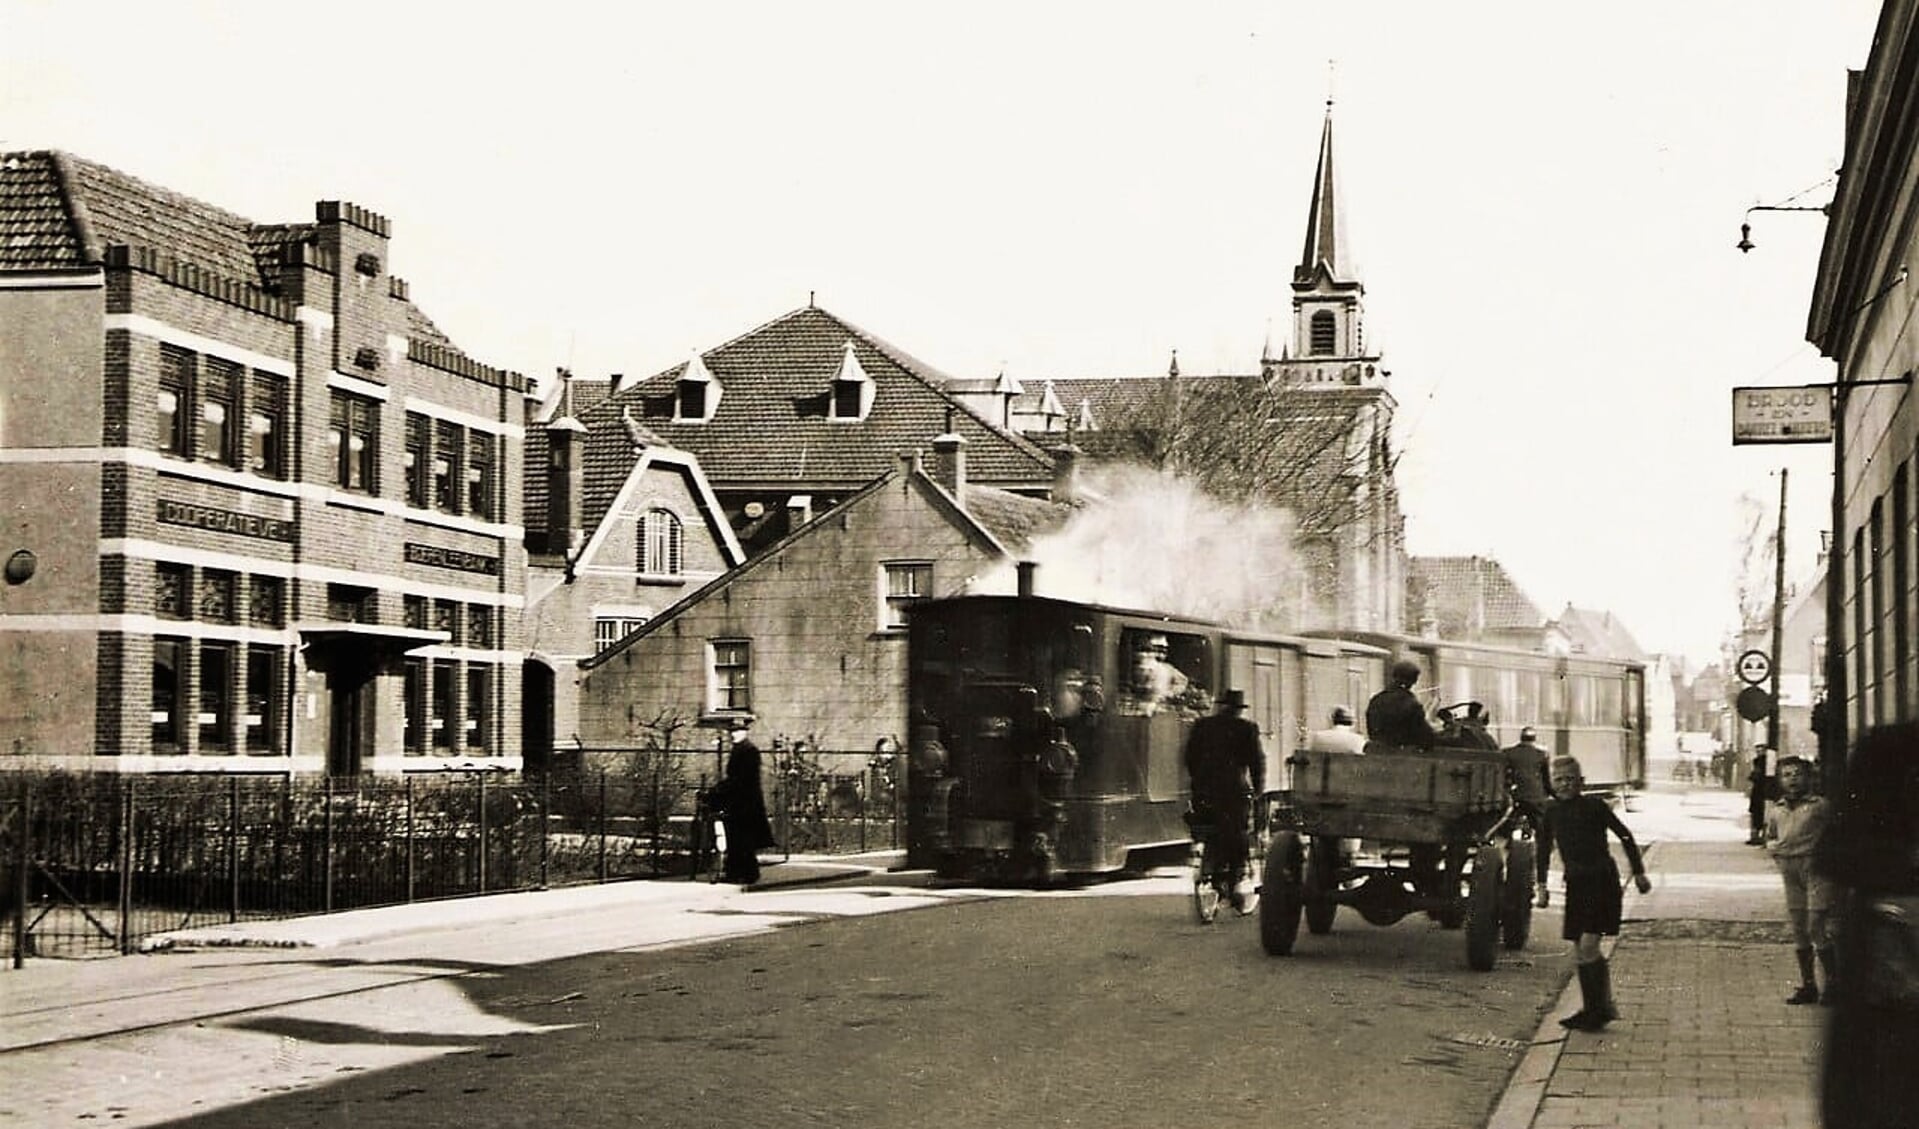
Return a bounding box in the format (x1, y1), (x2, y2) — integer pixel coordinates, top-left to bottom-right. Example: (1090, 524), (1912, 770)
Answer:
(1736, 649), (1773, 686)
(1736, 684), (1774, 723)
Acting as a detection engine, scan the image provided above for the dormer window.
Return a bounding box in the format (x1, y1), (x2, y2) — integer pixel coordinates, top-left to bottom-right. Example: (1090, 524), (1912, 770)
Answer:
(676, 353), (720, 422)
(1310, 310), (1337, 356)
(829, 341), (874, 422)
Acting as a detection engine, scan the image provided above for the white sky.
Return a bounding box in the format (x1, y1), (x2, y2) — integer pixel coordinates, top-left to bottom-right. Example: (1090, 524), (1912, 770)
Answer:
(2, 1), (1886, 666)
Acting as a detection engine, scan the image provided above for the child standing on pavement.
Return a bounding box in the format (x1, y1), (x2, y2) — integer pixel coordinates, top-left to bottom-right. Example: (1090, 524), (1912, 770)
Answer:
(1533, 755), (1653, 1031)
(1763, 754), (1835, 1004)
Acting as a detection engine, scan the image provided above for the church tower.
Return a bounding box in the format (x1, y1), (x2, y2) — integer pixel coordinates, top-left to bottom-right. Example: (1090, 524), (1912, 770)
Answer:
(1264, 99), (1406, 633)
(1265, 100), (1384, 387)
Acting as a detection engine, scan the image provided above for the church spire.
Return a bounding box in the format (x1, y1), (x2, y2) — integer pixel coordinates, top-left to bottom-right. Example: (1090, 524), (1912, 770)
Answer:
(1295, 101), (1351, 285)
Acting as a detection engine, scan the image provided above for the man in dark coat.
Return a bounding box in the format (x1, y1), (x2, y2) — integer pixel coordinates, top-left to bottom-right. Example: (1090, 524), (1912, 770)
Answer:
(1503, 725), (1551, 833)
(1366, 659), (1435, 750)
(716, 723), (777, 886)
(1183, 689), (1265, 911)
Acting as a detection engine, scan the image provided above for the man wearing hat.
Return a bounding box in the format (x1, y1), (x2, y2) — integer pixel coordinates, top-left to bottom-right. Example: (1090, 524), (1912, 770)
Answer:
(714, 720), (777, 886)
(1366, 660), (1436, 751)
(1503, 725), (1551, 835)
(1183, 689), (1265, 912)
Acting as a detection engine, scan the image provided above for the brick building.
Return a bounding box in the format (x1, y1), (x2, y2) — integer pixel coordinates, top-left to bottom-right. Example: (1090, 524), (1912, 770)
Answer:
(0, 151), (526, 774)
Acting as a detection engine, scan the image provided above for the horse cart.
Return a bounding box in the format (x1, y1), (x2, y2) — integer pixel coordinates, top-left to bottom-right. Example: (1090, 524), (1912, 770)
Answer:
(1258, 738), (1535, 971)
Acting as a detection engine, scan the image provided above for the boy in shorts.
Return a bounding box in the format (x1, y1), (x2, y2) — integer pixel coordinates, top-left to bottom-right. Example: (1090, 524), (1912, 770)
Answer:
(1764, 753), (1835, 1003)
(1534, 755), (1652, 1031)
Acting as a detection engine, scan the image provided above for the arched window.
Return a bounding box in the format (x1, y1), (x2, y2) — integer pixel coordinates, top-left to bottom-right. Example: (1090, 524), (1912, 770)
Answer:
(1310, 310), (1338, 356)
(639, 509), (683, 577)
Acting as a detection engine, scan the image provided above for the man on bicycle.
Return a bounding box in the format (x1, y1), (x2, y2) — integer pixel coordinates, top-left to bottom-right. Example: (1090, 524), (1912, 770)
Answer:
(1184, 688), (1265, 912)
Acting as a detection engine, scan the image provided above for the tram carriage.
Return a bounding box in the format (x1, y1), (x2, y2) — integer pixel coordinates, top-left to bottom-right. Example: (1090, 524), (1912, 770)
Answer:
(904, 588), (1387, 884)
(1301, 631), (1649, 798)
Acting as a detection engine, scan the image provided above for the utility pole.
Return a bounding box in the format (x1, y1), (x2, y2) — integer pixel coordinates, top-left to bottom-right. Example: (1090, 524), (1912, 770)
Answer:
(1769, 467), (1788, 751)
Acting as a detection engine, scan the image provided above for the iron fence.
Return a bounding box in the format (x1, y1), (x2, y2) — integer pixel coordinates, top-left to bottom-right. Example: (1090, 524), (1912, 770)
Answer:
(1, 747), (899, 966)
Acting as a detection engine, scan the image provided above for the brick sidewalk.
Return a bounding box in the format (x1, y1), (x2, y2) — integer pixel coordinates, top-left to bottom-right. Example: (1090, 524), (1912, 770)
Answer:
(1490, 788), (1828, 1129)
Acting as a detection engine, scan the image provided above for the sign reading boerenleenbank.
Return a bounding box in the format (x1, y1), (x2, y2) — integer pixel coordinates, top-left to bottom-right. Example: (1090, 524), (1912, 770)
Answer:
(1732, 385), (1832, 444)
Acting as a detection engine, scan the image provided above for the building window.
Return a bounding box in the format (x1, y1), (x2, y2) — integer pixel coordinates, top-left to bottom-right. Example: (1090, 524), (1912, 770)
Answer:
(404, 413), (430, 507)
(156, 562), (191, 619)
(245, 646), (281, 753)
(467, 432), (494, 519)
(248, 371), (287, 479)
(431, 659), (456, 749)
(434, 420), (463, 512)
(710, 639), (751, 714)
(403, 658), (426, 754)
(594, 616), (647, 653)
(329, 390), (379, 493)
(327, 583), (376, 623)
(467, 604), (493, 649)
(199, 358), (238, 466)
(152, 637), (184, 751)
(159, 346), (193, 456)
(434, 599), (461, 644)
(639, 508), (684, 577)
(465, 665), (489, 750)
(199, 641), (233, 753)
(678, 380), (707, 421)
(1310, 310), (1337, 356)
(832, 380), (863, 420)
(199, 569), (238, 623)
(882, 562), (933, 630)
(249, 575), (284, 627)
(403, 594), (427, 630)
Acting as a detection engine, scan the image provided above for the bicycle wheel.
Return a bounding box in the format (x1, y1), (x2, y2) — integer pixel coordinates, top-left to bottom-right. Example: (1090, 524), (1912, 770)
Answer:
(1192, 840), (1221, 924)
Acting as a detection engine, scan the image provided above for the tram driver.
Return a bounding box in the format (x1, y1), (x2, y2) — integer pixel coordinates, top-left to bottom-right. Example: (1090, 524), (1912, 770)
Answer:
(1125, 631), (1191, 716)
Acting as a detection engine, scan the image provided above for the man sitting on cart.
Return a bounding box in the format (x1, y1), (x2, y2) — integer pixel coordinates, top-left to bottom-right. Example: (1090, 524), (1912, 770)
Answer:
(1366, 660), (1437, 752)
(1184, 688), (1265, 913)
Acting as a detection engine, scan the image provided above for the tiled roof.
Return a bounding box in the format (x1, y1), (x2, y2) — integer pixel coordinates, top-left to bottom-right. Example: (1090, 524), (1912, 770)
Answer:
(1407, 556), (1545, 639)
(959, 483), (1077, 553)
(1, 149), (461, 349)
(568, 306), (1057, 531)
(1553, 605), (1648, 662)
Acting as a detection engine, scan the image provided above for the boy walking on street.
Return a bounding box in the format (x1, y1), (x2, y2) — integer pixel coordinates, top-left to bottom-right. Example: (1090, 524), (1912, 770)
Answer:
(1763, 753), (1835, 1004)
(1534, 755), (1652, 1031)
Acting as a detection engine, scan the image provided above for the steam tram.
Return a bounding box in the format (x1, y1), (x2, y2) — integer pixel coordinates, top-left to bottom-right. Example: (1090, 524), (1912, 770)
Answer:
(1304, 631), (1649, 798)
(904, 591), (1651, 886)
(904, 592), (1388, 883)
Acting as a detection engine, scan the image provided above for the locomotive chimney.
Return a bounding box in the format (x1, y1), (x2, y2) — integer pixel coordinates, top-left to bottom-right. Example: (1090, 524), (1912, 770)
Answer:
(1017, 560), (1037, 598)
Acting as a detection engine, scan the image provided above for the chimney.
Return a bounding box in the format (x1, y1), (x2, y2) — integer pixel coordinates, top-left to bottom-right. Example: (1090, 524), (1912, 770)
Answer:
(545, 417), (586, 556)
(930, 430), (967, 501)
(897, 448), (923, 479)
(1051, 443), (1080, 504)
(786, 494), (813, 530)
(1017, 561), (1037, 598)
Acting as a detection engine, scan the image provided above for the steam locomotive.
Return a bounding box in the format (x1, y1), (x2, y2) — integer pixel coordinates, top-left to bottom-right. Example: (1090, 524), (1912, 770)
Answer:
(904, 590), (1646, 885)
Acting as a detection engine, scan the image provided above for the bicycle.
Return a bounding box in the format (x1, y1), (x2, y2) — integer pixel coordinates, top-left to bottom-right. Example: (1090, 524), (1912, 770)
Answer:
(1187, 798), (1264, 923)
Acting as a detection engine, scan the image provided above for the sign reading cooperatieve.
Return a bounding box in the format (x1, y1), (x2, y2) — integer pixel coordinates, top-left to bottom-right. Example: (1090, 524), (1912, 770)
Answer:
(1732, 385), (1832, 444)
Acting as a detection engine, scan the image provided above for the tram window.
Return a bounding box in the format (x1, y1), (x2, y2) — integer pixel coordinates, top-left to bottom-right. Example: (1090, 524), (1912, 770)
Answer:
(1118, 628), (1210, 717)
(1515, 671), (1539, 724)
(1569, 676), (1594, 726)
(1541, 674), (1566, 723)
(1595, 678), (1622, 725)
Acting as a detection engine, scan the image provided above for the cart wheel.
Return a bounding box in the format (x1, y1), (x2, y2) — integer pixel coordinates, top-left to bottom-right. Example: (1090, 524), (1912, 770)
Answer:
(1261, 831), (1304, 956)
(1192, 842), (1221, 925)
(1501, 839), (1536, 950)
(1465, 850), (1503, 972)
(1305, 835), (1339, 935)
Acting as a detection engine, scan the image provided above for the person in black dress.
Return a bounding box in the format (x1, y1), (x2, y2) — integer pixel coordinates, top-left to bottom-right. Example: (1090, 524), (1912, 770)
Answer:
(1534, 755), (1651, 1031)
